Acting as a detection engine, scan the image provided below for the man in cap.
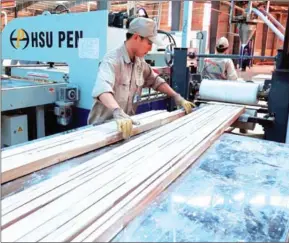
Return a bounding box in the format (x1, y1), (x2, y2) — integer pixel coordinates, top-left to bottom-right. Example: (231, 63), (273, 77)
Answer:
(202, 37), (238, 80)
(87, 17), (195, 139)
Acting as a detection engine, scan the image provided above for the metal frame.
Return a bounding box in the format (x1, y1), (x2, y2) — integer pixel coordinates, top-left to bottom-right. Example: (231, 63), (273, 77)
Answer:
(2, 83), (67, 111)
(265, 7), (289, 143)
(171, 48), (190, 102)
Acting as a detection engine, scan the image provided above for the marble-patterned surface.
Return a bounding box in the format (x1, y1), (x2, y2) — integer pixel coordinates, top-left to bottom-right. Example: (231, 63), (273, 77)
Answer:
(114, 134), (289, 242)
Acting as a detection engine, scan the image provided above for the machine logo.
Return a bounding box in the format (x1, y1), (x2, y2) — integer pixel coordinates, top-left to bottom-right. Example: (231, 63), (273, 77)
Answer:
(10, 29), (29, 49)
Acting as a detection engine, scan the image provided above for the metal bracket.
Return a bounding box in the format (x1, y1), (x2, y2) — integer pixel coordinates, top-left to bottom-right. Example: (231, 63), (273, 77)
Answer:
(247, 114), (275, 127)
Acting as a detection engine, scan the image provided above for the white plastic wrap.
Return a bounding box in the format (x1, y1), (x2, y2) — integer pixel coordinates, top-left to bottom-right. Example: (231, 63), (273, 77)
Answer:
(199, 79), (260, 105)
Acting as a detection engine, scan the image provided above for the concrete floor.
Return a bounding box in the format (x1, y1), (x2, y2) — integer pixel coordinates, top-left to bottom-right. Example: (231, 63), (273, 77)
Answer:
(237, 64), (274, 81)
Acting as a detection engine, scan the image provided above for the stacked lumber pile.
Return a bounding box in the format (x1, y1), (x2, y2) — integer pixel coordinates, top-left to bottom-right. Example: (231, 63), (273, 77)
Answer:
(1, 104), (244, 242)
(1, 109), (186, 183)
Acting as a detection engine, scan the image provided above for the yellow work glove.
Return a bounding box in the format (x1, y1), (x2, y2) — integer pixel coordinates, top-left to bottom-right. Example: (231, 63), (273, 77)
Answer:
(113, 108), (140, 139)
(173, 94), (196, 114)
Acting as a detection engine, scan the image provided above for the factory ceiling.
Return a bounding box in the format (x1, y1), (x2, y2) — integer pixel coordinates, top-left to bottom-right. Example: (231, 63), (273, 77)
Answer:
(3, 1), (288, 15)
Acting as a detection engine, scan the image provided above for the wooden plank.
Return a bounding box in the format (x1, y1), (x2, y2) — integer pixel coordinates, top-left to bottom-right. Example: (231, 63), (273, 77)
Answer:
(85, 107), (245, 242)
(42, 107), (239, 242)
(1, 108), (210, 218)
(2, 110), (165, 159)
(2, 108), (209, 215)
(1, 110), (165, 160)
(2, 106), (217, 233)
(2, 106), (217, 239)
(57, 107), (245, 242)
(73, 106), (243, 242)
(2, 106), (243, 242)
(1, 110), (185, 183)
(1, 105), (244, 242)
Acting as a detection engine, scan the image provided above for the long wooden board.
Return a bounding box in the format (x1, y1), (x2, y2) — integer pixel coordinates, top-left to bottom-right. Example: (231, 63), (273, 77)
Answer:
(1, 104), (244, 242)
(44, 107), (241, 242)
(1, 108), (210, 220)
(81, 106), (244, 242)
(2, 107), (214, 230)
(1, 110), (165, 159)
(2, 108), (211, 216)
(1, 110), (185, 183)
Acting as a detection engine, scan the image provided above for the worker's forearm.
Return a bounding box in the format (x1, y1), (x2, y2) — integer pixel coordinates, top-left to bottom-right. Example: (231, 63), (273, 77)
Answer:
(98, 92), (120, 111)
(156, 83), (178, 97)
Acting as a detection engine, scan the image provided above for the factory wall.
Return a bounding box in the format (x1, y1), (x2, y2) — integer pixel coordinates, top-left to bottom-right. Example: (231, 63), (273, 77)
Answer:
(254, 12), (287, 58)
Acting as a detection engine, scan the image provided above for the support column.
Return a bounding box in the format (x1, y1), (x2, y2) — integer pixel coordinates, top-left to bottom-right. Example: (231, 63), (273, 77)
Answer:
(127, 1), (136, 17)
(232, 18), (239, 66)
(265, 7), (289, 143)
(171, 1), (181, 31)
(209, 1), (220, 53)
(261, 23), (269, 58)
(280, 8), (289, 69)
(181, 1), (193, 48)
(271, 14), (281, 56)
(98, 0), (110, 10)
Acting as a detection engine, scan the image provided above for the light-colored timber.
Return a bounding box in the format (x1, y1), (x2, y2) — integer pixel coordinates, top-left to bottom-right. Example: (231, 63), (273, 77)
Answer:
(1, 104), (244, 242)
(1, 110), (185, 183)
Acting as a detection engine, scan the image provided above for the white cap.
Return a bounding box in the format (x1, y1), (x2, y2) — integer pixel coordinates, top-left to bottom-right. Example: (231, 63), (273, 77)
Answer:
(128, 17), (163, 46)
(216, 37), (229, 49)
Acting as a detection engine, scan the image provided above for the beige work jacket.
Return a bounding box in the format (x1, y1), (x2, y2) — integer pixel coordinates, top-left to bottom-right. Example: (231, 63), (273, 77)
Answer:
(87, 44), (166, 125)
(202, 58), (238, 81)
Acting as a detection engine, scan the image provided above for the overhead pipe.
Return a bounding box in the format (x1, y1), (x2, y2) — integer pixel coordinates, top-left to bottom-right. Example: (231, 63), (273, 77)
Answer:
(259, 8), (285, 33)
(1, 11), (7, 26)
(87, 1), (96, 12)
(251, 8), (284, 42)
(229, 0), (235, 34)
(266, 1), (270, 13)
(246, 0), (253, 21)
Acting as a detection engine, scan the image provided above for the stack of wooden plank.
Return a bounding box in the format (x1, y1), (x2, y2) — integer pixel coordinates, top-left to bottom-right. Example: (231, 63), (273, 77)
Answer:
(1, 104), (244, 242)
(1, 109), (186, 183)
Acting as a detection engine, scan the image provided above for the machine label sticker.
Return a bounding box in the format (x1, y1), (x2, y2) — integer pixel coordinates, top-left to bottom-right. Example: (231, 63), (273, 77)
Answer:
(78, 38), (99, 59)
(10, 29), (29, 50)
(10, 29), (83, 49)
(18, 127), (23, 132)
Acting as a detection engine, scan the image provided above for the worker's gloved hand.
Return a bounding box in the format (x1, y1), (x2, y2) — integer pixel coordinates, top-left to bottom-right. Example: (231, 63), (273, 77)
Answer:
(113, 108), (140, 139)
(173, 94), (196, 114)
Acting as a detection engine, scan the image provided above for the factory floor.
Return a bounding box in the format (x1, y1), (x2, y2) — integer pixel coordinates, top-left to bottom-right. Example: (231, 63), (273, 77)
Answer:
(237, 64), (274, 81)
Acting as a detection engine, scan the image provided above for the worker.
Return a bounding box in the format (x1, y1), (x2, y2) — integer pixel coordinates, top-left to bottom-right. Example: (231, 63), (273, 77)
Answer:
(87, 17), (195, 139)
(241, 46), (250, 71)
(202, 37), (238, 80)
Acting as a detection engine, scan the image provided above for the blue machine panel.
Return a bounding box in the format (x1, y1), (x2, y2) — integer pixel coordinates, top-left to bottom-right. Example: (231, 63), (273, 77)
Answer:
(10, 66), (69, 83)
(2, 11), (108, 110)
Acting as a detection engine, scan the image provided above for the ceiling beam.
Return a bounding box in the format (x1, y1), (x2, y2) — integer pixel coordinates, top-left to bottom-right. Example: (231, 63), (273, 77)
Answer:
(62, 0), (85, 10)
(16, 1), (35, 12)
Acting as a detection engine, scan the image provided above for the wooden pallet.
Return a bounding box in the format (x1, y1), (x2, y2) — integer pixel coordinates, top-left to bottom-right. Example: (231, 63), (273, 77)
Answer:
(1, 104), (245, 242)
(1, 110), (185, 183)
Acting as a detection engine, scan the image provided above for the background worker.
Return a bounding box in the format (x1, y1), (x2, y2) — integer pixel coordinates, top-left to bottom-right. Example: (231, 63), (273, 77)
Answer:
(87, 17), (195, 139)
(241, 46), (250, 71)
(202, 37), (238, 80)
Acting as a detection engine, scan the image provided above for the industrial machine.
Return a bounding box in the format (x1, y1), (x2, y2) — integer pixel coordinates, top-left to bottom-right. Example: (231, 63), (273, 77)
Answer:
(159, 4), (289, 144)
(2, 2), (289, 146)
(1, 10), (108, 145)
(1, 10), (176, 146)
(1, 2), (289, 242)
